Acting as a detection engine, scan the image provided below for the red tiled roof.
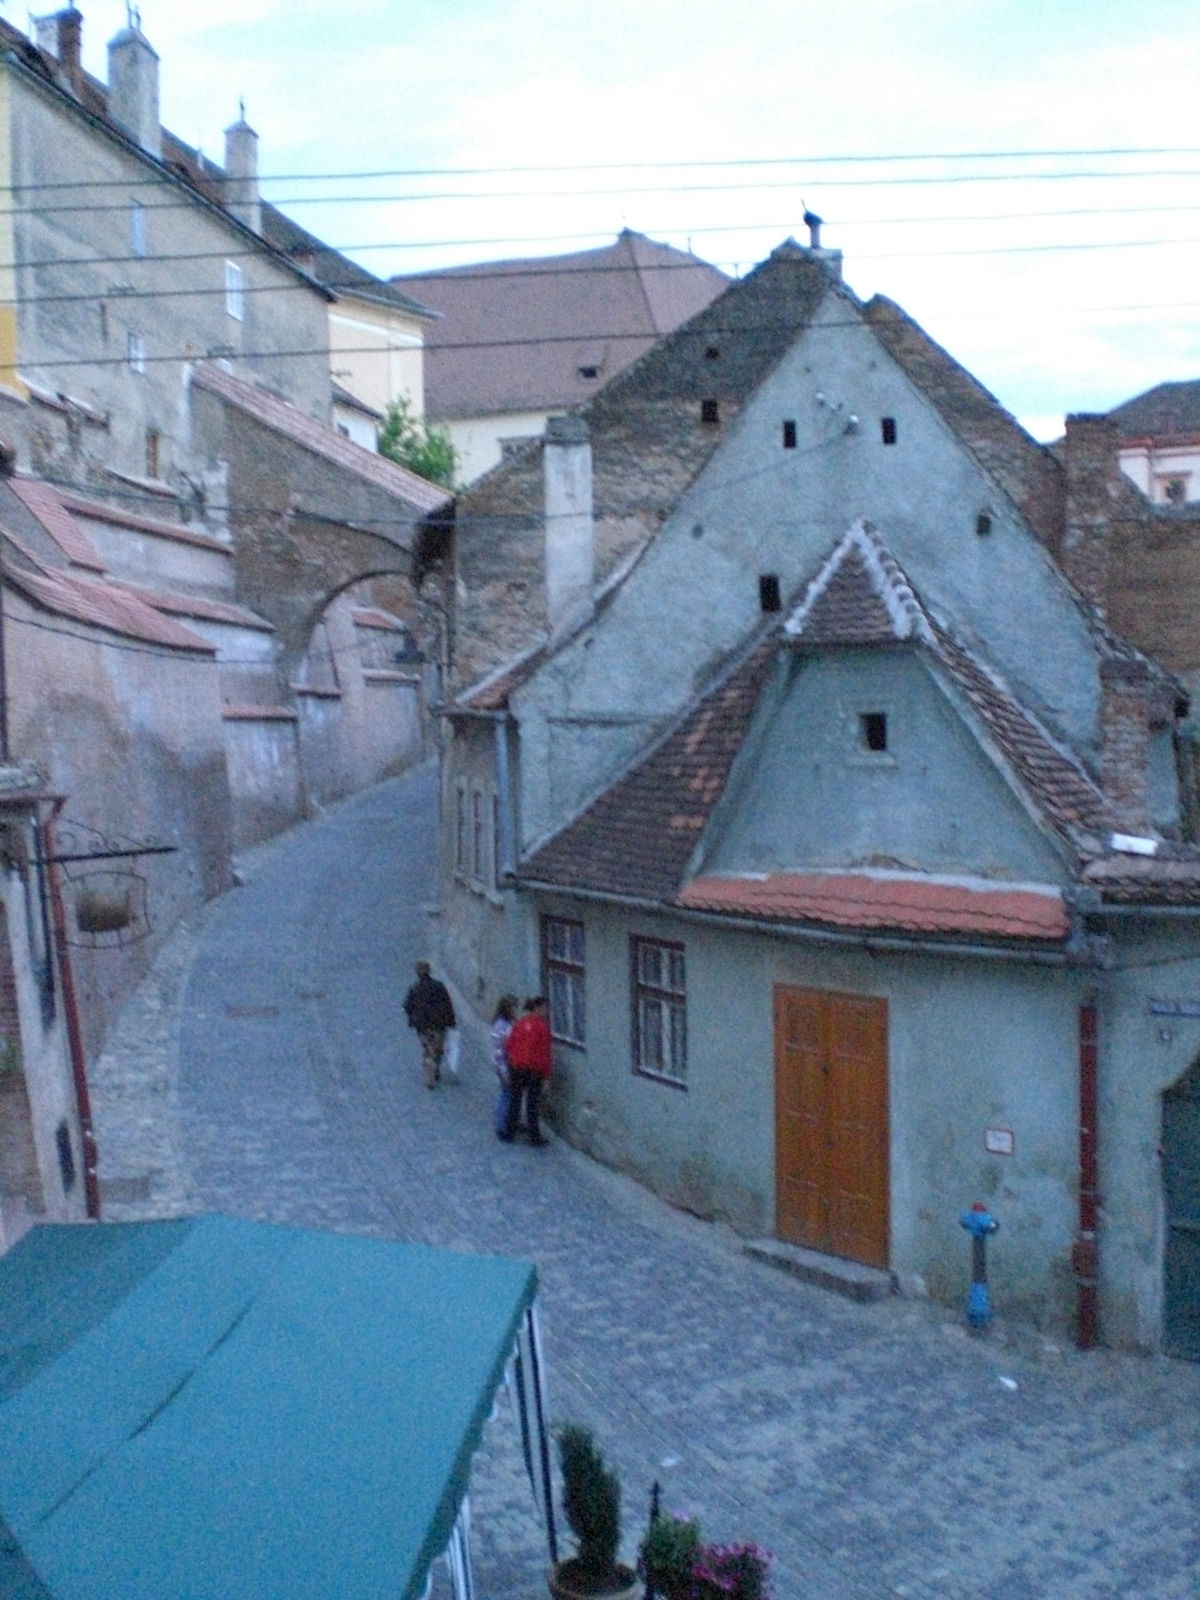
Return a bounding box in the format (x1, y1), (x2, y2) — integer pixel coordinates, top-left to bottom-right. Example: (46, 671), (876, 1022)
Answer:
(222, 704), (297, 721)
(190, 365), (452, 515)
(7, 478), (105, 571)
(111, 581), (273, 631)
(352, 608), (403, 631)
(677, 872), (1069, 941)
(1082, 849), (1200, 906)
(4, 558), (214, 651)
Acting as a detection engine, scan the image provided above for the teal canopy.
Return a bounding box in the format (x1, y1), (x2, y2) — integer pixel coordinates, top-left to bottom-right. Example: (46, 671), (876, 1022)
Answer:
(0, 1216), (541, 1600)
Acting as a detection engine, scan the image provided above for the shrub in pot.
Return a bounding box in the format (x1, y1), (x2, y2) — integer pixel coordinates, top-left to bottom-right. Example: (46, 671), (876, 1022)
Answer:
(549, 1423), (640, 1599)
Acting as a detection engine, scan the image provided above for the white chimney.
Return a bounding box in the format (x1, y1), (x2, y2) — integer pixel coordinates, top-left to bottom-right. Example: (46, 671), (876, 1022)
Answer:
(543, 415), (594, 633)
(224, 107), (261, 234)
(34, 7), (82, 87)
(108, 22), (161, 160)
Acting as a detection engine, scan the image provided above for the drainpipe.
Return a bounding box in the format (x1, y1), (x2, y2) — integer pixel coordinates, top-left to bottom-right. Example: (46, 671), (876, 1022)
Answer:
(1072, 997), (1100, 1349)
(41, 800), (100, 1219)
(494, 716), (514, 879)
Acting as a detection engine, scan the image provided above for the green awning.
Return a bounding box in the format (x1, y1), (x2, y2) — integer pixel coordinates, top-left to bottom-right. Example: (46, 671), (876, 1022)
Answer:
(0, 1216), (540, 1600)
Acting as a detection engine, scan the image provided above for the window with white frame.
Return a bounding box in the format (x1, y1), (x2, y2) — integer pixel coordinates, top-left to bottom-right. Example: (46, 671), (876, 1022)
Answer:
(129, 199), (146, 256)
(225, 260), (245, 321)
(544, 916), (585, 1046)
(631, 936), (687, 1084)
(126, 330), (145, 373)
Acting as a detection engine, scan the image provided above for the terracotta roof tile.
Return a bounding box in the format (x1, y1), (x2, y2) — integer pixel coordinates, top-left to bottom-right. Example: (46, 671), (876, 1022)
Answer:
(677, 872), (1069, 941)
(61, 493), (230, 552)
(110, 581), (273, 631)
(190, 365), (452, 514)
(4, 559), (214, 651)
(7, 479), (105, 570)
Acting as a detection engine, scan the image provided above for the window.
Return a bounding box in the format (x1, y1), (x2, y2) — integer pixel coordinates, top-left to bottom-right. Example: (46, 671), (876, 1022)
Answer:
(860, 711), (888, 752)
(881, 416), (898, 445)
(782, 419), (797, 449)
(759, 573), (781, 612)
(129, 199), (146, 256)
(145, 427), (160, 479)
(578, 364), (599, 380)
(544, 917), (586, 1046)
(632, 937), (687, 1084)
(700, 398), (720, 425)
(126, 330), (145, 373)
(975, 510), (993, 537)
(454, 785), (468, 874)
(225, 260), (244, 321)
(471, 789), (486, 882)
(492, 792), (503, 889)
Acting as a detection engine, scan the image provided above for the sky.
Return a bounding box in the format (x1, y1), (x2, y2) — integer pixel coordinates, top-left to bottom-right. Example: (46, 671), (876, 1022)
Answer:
(29, 0), (1200, 440)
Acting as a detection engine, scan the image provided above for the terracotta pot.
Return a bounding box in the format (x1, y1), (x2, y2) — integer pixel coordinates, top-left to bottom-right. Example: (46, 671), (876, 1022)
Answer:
(547, 1558), (641, 1599)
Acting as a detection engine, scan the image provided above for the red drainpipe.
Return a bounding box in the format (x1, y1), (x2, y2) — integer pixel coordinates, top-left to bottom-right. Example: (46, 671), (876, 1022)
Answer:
(1072, 998), (1099, 1349)
(41, 802), (100, 1219)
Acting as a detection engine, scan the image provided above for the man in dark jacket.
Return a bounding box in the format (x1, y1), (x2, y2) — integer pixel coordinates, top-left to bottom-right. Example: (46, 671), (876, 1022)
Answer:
(403, 961), (456, 1088)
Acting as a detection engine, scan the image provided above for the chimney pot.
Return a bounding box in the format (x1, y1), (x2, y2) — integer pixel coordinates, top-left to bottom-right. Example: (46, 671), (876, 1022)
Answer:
(108, 22), (161, 160)
(34, 7), (82, 89)
(543, 415), (594, 633)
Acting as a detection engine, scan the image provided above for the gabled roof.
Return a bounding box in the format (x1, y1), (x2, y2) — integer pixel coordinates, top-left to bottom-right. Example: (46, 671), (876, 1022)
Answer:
(391, 230), (729, 420)
(1108, 379), (1200, 443)
(519, 524), (1106, 938)
(260, 206), (436, 320)
(190, 365), (452, 514)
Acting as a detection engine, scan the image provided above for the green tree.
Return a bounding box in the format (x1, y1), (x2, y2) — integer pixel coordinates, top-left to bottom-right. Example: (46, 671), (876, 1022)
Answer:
(377, 398), (458, 489)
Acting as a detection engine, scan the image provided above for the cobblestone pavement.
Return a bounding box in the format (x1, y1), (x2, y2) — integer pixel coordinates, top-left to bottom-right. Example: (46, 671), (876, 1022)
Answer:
(90, 764), (1200, 1600)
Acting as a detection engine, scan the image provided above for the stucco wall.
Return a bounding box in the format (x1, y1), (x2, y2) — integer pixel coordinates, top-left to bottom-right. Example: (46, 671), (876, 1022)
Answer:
(5, 63), (331, 487)
(223, 713), (304, 849)
(705, 648), (1067, 882)
(512, 296), (1101, 851)
(531, 890), (1090, 1336)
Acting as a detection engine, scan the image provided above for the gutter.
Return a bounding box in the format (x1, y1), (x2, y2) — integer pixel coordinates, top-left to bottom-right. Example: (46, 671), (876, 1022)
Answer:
(515, 878), (1101, 968)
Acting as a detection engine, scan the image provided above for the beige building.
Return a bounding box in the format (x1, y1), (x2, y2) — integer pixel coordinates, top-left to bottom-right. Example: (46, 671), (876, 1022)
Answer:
(1110, 379), (1200, 505)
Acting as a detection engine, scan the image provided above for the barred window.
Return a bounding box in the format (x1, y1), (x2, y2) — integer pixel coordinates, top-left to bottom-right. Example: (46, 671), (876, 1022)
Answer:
(632, 937), (687, 1084)
(544, 916), (585, 1046)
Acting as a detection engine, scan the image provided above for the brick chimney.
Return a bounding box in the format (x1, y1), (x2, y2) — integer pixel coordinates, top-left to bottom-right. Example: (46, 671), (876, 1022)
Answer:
(108, 21), (161, 160)
(1100, 657), (1154, 835)
(224, 108), (261, 234)
(543, 414), (594, 633)
(1062, 413), (1120, 615)
(33, 7), (82, 90)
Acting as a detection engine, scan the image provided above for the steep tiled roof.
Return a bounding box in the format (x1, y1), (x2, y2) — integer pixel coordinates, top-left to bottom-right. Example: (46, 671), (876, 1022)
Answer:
(61, 493), (231, 552)
(1108, 379), (1200, 443)
(391, 230), (728, 421)
(677, 872), (1069, 941)
(2, 550), (213, 651)
(864, 296), (1065, 549)
(190, 365), (452, 514)
(260, 207), (435, 319)
(110, 582), (272, 631)
(521, 634), (778, 900)
(520, 525), (1106, 930)
(5, 479), (105, 570)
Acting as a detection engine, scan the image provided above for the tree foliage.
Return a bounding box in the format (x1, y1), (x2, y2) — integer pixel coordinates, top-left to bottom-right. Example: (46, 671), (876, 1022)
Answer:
(377, 398), (458, 489)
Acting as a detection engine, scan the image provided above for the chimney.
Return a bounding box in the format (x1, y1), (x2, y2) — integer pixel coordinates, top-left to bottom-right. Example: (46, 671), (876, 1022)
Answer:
(224, 107), (261, 234)
(1100, 657), (1153, 836)
(108, 21), (161, 160)
(543, 414), (594, 633)
(1062, 413), (1120, 614)
(34, 7), (82, 87)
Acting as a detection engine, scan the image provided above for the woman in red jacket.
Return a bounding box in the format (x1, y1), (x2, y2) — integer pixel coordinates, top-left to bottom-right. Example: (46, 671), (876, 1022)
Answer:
(500, 996), (551, 1146)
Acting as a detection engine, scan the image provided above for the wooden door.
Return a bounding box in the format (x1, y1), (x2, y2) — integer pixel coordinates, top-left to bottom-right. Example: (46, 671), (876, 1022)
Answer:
(774, 985), (889, 1268)
(1164, 1060), (1200, 1360)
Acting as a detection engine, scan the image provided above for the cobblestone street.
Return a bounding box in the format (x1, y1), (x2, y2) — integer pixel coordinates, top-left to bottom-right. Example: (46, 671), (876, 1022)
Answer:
(90, 764), (1200, 1599)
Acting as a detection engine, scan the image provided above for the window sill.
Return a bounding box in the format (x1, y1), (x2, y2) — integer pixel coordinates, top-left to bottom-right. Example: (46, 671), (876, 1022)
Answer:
(634, 1067), (687, 1091)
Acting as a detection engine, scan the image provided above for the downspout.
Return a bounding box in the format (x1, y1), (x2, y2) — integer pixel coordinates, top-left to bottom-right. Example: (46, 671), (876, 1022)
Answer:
(41, 799), (100, 1219)
(1073, 997), (1100, 1349)
(494, 715), (514, 878)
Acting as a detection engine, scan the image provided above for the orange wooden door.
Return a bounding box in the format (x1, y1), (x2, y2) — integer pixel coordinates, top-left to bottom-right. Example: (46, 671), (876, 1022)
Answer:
(774, 985), (889, 1268)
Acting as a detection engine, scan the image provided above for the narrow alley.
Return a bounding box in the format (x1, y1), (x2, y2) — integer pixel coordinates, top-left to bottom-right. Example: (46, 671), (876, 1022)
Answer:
(90, 765), (1200, 1600)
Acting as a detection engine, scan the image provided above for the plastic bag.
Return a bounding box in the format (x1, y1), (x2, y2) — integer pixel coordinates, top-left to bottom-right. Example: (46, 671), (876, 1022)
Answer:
(443, 1027), (461, 1081)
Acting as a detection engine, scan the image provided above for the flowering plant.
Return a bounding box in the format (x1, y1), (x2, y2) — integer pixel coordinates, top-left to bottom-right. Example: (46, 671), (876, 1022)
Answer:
(639, 1514), (772, 1600)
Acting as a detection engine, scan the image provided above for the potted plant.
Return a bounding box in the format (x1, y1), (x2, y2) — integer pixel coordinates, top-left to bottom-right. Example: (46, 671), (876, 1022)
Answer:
(549, 1423), (640, 1599)
(639, 1508), (773, 1600)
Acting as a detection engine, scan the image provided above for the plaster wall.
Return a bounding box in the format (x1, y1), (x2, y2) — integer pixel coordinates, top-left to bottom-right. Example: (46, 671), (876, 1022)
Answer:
(447, 410), (547, 486)
(514, 295), (1100, 850)
(534, 890), (1088, 1334)
(72, 516), (235, 597)
(7, 588), (231, 1058)
(705, 649), (1067, 883)
(328, 300), (424, 419)
(223, 715), (303, 849)
(4, 64), (330, 486)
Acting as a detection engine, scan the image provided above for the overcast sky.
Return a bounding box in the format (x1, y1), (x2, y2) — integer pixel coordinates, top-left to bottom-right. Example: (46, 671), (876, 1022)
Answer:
(41, 0), (1200, 439)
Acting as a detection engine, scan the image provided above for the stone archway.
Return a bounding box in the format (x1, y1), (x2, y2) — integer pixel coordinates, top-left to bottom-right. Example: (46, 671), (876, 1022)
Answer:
(1163, 1056), (1200, 1358)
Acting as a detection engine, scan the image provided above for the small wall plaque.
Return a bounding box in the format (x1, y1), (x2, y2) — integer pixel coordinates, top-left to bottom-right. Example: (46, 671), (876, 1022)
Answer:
(984, 1127), (1015, 1156)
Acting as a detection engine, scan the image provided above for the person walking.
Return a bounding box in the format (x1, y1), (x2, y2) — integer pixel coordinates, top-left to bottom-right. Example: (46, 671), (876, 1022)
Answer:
(403, 961), (456, 1089)
(501, 996), (552, 1145)
(490, 994), (519, 1138)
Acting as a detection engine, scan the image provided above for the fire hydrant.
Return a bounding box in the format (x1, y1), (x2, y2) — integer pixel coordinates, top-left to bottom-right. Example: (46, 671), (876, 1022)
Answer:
(960, 1202), (1000, 1329)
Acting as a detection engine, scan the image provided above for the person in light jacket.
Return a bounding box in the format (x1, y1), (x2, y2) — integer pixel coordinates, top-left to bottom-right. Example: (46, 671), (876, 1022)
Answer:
(490, 994), (519, 1137)
(403, 961), (456, 1088)
(500, 996), (551, 1146)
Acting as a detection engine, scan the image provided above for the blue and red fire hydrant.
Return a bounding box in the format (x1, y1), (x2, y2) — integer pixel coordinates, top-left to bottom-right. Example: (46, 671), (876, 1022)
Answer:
(960, 1202), (1000, 1329)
